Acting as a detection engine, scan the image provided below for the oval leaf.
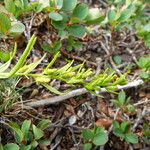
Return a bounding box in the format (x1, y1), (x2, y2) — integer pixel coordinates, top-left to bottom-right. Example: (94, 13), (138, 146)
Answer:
(32, 124), (44, 140)
(93, 129), (108, 146)
(21, 120), (31, 138)
(73, 3), (89, 20)
(68, 24), (86, 38)
(49, 12), (63, 21)
(62, 0), (77, 11)
(10, 22), (25, 33)
(125, 133), (138, 144)
(4, 143), (19, 150)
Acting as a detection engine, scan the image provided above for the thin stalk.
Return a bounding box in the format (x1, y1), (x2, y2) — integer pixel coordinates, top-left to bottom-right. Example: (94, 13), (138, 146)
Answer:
(8, 35), (37, 77)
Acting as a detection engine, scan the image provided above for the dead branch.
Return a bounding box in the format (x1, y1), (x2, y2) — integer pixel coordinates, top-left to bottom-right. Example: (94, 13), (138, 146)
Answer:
(24, 79), (144, 108)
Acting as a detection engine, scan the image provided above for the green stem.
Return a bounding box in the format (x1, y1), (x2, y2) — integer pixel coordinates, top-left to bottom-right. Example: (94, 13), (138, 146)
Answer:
(8, 34), (37, 77)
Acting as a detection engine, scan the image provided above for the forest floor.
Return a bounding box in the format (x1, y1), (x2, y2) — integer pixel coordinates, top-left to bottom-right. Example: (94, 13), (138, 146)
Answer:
(0, 0), (150, 150)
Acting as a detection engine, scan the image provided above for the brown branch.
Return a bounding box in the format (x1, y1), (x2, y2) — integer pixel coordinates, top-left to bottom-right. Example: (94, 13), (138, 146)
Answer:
(24, 79), (144, 108)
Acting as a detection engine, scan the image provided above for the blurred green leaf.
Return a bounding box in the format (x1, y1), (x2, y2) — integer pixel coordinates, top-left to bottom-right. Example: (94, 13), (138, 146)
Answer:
(49, 12), (63, 21)
(4, 143), (19, 150)
(125, 133), (138, 144)
(32, 125), (44, 140)
(0, 13), (11, 34)
(62, 0), (77, 11)
(73, 3), (89, 20)
(68, 24), (86, 38)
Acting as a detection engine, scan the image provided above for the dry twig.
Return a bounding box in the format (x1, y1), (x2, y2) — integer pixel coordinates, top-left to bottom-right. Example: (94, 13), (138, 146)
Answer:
(24, 79), (144, 108)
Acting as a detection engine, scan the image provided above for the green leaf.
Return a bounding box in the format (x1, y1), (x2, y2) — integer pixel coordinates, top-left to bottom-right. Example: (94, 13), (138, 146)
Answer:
(68, 24), (86, 38)
(144, 34), (150, 48)
(9, 123), (23, 143)
(140, 72), (149, 79)
(32, 124), (44, 140)
(83, 143), (92, 150)
(120, 122), (131, 133)
(51, 20), (66, 30)
(49, 12), (63, 21)
(37, 119), (51, 130)
(108, 9), (116, 22)
(41, 43), (52, 52)
(4, 144), (19, 150)
(113, 55), (122, 65)
(4, 0), (16, 14)
(0, 50), (10, 62)
(117, 5), (135, 23)
(52, 41), (62, 52)
(113, 128), (125, 138)
(85, 8), (104, 25)
(0, 13), (11, 34)
(56, 0), (63, 9)
(39, 140), (50, 146)
(21, 120), (31, 139)
(73, 41), (83, 49)
(10, 22), (25, 33)
(20, 145), (31, 150)
(62, 0), (77, 11)
(126, 104), (136, 113)
(113, 121), (120, 129)
(42, 83), (64, 95)
(82, 129), (94, 141)
(143, 23), (150, 32)
(73, 3), (89, 20)
(0, 4), (9, 14)
(138, 56), (150, 69)
(92, 129), (108, 146)
(125, 133), (138, 144)
(8, 34), (37, 77)
(85, 8), (100, 21)
(118, 91), (126, 105)
(58, 30), (68, 39)
(0, 144), (3, 150)
(31, 140), (38, 149)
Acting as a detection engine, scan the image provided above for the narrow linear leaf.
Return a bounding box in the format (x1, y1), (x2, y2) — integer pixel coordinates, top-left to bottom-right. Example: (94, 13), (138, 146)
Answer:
(8, 34), (37, 77)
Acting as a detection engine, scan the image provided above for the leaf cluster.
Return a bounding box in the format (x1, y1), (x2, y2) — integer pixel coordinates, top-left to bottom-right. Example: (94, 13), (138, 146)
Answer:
(0, 35), (128, 95)
(112, 91), (136, 113)
(82, 127), (108, 150)
(113, 121), (138, 144)
(0, 78), (20, 113)
(0, 119), (51, 150)
(137, 55), (150, 80)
